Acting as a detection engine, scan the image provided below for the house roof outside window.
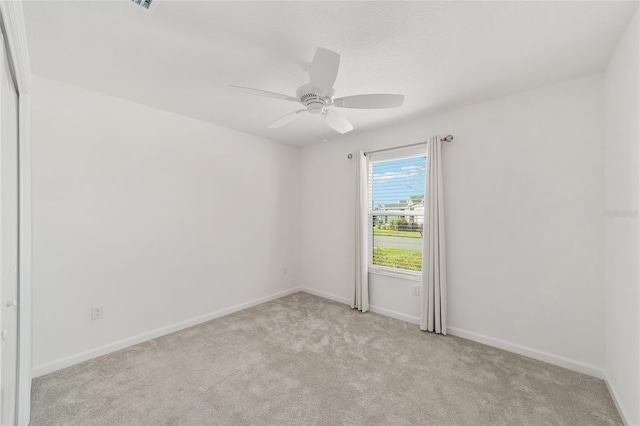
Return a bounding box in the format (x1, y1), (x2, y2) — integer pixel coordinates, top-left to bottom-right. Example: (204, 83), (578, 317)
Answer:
(374, 195), (424, 212)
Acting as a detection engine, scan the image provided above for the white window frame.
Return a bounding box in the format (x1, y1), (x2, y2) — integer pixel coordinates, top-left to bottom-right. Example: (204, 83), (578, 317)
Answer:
(366, 145), (426, 281)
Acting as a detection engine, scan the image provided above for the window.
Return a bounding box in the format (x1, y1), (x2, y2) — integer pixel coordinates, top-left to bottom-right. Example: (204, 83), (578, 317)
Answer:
(367, 147), (426, 278)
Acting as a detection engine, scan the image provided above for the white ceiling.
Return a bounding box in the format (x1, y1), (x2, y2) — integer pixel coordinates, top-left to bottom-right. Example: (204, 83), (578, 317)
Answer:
(23, 0), (638, 146)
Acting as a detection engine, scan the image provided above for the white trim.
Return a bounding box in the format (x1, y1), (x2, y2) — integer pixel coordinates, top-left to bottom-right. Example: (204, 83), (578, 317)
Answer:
(299, 287), (350, 305)
(605, 374), (631, 426)
(368, 305), (420, 325)
(369, 211), (424, 217)
(0, 2), (31, 425)
(33, 287), (301, 378)
(301, 287), (605, 379)
(367, 145), (426, 162)
(16, 94), (30, 426)
(368, 266), (421, 282)
(447, 327), (605, 379)
(300, 286), (421, 324)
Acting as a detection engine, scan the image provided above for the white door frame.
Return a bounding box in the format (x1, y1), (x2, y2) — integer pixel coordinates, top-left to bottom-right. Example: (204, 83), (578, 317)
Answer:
(0, 2), (31, 425)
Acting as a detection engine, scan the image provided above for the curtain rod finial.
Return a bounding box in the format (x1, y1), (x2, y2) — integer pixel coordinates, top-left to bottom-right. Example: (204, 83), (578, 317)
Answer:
(347, 153), (353, 159)
(441, 135), (454, 143)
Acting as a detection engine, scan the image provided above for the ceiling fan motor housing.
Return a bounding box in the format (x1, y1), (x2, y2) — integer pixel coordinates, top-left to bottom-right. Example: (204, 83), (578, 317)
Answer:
(296, 83), (333, 114)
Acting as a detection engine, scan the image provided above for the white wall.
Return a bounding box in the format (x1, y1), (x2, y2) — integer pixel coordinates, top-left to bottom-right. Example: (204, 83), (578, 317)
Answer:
(29, 34), (637, 420)
(31, 75), (300, 375)
(300, 74), (606, 377)
(604, 8), (640, 426)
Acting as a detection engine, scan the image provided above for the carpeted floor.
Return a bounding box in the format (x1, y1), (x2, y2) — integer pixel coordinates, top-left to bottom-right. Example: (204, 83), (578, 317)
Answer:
(31, 292), (622, 425)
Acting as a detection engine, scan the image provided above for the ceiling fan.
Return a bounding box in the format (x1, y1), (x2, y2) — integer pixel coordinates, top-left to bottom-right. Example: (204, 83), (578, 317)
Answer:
(230, 48), (404, 135)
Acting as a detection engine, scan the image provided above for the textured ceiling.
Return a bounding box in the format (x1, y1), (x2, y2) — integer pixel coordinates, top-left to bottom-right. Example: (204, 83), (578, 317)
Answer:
(23, 1), (638, 146)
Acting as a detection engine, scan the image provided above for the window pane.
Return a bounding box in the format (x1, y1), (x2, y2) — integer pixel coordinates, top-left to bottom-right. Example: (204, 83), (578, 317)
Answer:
(371, 215), (423, 271)
(369, 154), (426, 273)
(371, 156), (426, 212)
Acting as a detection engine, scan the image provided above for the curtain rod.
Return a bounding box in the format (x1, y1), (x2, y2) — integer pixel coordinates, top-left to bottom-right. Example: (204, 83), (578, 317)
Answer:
(361, 135), (453, 157)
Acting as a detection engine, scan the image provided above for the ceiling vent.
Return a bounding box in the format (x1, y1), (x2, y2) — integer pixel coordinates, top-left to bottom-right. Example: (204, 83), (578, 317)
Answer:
(131, 0), (153, 10)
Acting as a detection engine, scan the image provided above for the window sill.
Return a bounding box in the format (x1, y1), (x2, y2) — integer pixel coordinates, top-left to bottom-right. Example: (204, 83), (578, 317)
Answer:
(368, 266), (421, 282)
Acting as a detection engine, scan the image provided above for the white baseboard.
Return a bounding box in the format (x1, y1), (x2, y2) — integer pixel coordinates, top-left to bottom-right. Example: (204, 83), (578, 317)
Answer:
(299, 287), (349, 304)
(605, 373), (632, 426)
(300, 287), (605, 380)
(35, 286), (608, 387)
(299, 287), (420, 324)
(368, 306), (420, 325)
(446, 327), (605, 379)
(32, 287), (302, 378)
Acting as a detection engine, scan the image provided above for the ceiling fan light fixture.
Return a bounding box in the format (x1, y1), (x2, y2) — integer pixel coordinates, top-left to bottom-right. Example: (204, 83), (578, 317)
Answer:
(229, 47), (404, 135)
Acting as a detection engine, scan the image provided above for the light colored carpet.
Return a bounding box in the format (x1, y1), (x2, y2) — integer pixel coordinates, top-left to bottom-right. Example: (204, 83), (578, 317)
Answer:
(31, 292), (621, 425)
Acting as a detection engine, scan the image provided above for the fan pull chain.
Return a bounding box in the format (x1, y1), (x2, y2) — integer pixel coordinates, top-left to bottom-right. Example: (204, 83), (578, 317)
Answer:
(323, 112), (328, 143)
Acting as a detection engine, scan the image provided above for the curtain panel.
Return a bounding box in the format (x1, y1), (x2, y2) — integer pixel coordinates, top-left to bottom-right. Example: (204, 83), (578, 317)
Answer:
(352, 151), (369, 312)
(420, 136), (447, 334)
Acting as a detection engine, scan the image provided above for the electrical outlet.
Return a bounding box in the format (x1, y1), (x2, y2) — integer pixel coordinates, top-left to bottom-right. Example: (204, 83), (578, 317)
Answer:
(412, 284), (420, 296)
(91, 306), (104, 320)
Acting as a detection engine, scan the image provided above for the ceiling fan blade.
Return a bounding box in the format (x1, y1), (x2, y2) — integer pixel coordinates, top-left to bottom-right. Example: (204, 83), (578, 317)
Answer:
(324, 109), (354, 134)
(229, 85), (298, 103)
(267, 109), (306, 129)
(334, 94), (404, 109)
(309, 48), (340, 95)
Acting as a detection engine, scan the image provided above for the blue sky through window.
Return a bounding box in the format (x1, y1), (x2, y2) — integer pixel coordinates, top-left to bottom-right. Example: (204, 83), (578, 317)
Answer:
(371, 156), (427, 208)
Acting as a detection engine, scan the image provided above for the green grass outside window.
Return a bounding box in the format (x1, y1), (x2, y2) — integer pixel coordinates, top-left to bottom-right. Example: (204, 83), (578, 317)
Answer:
(372, 247), (422, 272)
